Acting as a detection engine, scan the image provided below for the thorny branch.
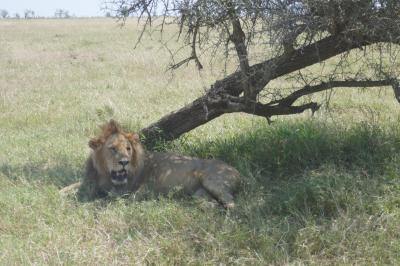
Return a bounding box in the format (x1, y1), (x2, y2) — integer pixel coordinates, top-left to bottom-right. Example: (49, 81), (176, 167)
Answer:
(267, 79), (398, 107)
(207, 78), (398, 122)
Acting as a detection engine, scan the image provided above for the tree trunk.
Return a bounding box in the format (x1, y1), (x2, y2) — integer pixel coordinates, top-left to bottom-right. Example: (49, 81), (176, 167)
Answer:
(140, 34), (380, 144)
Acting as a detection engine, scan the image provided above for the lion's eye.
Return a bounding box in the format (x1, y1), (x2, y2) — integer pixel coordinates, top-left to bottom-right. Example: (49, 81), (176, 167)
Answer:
(110, 147), (117, 153)
(127, 146), (131, 151)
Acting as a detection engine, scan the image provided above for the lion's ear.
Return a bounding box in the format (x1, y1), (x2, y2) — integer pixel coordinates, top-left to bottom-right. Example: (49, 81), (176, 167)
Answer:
(126, 133), (140, 143)
(89, 138), (103, 150)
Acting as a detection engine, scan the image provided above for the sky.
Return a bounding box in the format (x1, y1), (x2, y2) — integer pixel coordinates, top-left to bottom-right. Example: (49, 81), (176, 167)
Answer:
(0, 0), (105, 17)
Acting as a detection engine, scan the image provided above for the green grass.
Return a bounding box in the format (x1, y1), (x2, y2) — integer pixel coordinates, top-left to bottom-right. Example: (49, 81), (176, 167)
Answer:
(1, 18), (400, 265)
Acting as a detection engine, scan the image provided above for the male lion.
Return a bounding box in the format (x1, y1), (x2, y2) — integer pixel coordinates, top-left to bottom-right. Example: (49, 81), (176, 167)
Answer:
(60, 120), (240, 208)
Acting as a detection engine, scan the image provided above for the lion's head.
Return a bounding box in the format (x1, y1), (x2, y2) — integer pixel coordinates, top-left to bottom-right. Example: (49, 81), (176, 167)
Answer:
(88, 120), (144, 188)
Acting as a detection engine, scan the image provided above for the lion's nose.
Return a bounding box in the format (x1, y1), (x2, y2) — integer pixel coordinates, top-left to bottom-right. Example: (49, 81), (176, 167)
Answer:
(119, 159), (129, 167)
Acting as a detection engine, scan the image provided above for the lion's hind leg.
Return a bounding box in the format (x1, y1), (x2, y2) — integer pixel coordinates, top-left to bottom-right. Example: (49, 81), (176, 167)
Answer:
(201, 177), (236, 209)
(193, 187), (219, 208)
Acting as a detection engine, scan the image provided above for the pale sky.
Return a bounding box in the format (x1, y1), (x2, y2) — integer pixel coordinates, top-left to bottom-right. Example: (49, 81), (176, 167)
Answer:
(0, 0), (105, 17)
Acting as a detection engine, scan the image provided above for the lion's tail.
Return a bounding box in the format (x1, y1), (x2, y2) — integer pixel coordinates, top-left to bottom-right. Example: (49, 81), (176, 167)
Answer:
(59, 182), (81, 196)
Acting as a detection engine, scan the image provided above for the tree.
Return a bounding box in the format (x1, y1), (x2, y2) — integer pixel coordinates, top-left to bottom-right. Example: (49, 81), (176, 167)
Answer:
(0, 9), (8, 18)
(108, 0), (400, 144)
(24, 9), (35, 19)
(54, 9), (70, 18)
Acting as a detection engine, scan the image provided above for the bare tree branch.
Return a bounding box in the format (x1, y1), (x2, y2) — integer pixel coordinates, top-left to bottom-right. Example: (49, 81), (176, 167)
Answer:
(269, 79), (397, 107)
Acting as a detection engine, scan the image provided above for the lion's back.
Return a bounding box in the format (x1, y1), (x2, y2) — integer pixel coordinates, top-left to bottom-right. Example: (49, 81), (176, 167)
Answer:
(143, 151), (240, 194)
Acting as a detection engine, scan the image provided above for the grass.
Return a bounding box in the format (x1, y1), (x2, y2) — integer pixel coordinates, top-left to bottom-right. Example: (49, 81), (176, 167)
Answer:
(1, 18), (400, 265)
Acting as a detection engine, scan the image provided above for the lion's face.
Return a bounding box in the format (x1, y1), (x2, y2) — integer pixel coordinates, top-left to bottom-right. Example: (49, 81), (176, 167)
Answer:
(88, 120), (143, 187)
(102, 133), (135, 185)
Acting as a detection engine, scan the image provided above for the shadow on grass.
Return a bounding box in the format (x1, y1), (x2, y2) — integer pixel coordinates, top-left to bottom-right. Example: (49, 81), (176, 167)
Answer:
(181, 120), (400, 178)
(177, 120), (400, 219)
(2, 120), (400, 219)
(0, 156), (84, 187)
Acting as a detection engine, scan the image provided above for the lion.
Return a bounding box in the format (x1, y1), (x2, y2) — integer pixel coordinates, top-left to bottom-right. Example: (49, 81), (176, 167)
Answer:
(60, 120), (241, 208)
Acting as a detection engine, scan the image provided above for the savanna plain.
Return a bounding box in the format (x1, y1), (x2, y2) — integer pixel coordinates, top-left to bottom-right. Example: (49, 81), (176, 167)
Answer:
(1, 18), (400, 265)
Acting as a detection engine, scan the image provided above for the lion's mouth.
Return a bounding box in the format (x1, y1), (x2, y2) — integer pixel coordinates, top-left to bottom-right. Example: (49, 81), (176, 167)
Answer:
(111, 169), (128, 185)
